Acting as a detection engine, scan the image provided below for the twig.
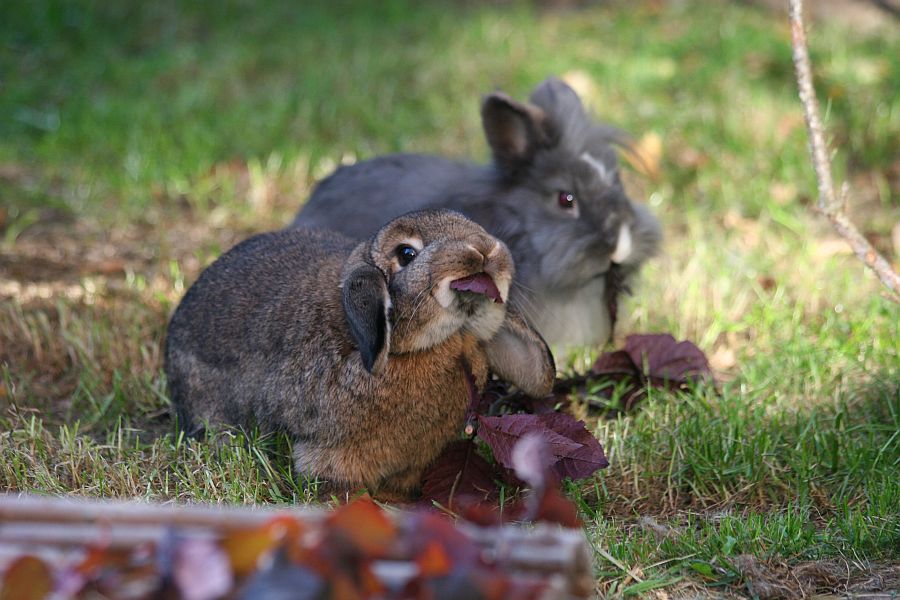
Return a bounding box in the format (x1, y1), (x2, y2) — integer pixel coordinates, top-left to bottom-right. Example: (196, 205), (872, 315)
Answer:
(788, 0), (900, 301)
(0, 494), (322, 529)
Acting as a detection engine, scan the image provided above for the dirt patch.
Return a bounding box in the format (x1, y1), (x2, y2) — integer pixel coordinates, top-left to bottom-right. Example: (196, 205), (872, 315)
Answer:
(0, 206), (253, 426)
(735, 555), (900, 599)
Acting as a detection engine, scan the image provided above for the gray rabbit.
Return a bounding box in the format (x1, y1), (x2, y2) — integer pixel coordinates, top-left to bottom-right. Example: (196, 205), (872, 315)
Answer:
(165, 209), (554, 499)
(292, 77), (661, 348)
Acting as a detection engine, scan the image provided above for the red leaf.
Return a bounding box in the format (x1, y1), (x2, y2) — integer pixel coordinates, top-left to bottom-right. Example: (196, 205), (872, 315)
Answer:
(477, 413), (608, 481)
(477, 415), (570, 472)
(416, 541), (452, 577)
(543, 413), (610, 481)
(55, 544), (135, 597)
(314, 500), (390, 599)
(591, 349), (637, 376)
(458, 501), (504, 527)
(0, 556), (52, 600)
(503, 435), (584, 527)
(510, 432), (552, 490)
(325, 496), (396, 557)
(420, 439), (500, 509)
(624, 334), (712, 384)
(403, 512), (482, 569)
(533, 486), (581, 528)
(222, 516), (305, 576)
(589, 334), (714, 410)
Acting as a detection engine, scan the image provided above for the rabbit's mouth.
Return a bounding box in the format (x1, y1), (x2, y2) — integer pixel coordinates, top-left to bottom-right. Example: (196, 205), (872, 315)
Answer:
(450, 273), (503, 304)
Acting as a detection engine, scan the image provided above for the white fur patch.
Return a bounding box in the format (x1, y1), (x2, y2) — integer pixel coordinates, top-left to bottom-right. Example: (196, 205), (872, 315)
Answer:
(367, 284), (392, 375)
(495, 274), (511, 303)
(434, 276), (455, 308)
(382, 287), (392, 340)
(610, 224), (632, 264)
(431, 272), (507, 342)
(402, 236), (424, 251)
(464, 304), (506, 341)
(412, 310), (465, 351)
(581, 152), (615, 186)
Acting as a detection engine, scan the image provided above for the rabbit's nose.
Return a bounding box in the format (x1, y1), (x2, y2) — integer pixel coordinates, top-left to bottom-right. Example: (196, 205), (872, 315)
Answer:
(462, 244), (488, 273)
(465, 244), (487, 261)
(467, 234), (504, 260)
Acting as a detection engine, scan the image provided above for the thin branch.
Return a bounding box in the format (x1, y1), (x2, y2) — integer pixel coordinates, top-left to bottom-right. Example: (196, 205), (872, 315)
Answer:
(788, 0), (900, 300)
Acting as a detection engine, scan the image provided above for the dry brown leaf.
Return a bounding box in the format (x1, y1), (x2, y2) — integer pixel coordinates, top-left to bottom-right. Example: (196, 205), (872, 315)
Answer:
(769, 182), (797, 205)
(814, 238), (854, 259)
(708, 346), (737, 372)
(561, 70), (599, 108)
(674, 146), (708, 170)
(775, 112), (804, 143)
(625, 132), (663, 180)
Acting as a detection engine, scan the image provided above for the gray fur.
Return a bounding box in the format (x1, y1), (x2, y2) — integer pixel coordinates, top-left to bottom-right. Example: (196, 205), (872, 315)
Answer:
(291, 77), (662, 348)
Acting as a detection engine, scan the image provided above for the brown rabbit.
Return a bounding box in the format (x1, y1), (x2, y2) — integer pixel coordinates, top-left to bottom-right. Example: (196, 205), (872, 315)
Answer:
(165, 209), (555, 498)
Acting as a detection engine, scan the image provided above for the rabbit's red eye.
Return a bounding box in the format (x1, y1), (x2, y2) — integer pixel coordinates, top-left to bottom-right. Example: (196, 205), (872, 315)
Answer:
(396, 244), (418, 267)
(557, 191), (576, 209)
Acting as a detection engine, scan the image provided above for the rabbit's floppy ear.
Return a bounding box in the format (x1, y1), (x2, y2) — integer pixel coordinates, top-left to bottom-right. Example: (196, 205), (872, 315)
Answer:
(484, 306), (555, 398)
(342, 264), (391, 374)
(481, 92), (554, 175)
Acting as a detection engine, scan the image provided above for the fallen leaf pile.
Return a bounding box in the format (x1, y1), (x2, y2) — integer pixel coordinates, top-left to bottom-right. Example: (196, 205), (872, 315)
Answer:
(590, 333), (713, 409)
(420, 334), (713, 507)
(0, 436), (592, 599)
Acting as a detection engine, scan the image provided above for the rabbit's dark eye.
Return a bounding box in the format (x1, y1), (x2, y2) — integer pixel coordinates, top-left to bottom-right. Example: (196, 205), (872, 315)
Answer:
(396, 244), (418, 267)
(557, 191), (576, 210)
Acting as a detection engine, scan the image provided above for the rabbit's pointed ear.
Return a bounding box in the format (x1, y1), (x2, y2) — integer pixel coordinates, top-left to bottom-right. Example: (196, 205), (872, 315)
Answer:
(481, 92), (554, 174)
(342, 265), (390, 374)
(484, 306), (555, 398)
(528, 77), (586, 118)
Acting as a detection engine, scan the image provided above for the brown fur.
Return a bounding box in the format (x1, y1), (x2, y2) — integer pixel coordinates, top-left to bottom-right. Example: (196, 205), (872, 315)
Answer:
(165, 209), (554, 498)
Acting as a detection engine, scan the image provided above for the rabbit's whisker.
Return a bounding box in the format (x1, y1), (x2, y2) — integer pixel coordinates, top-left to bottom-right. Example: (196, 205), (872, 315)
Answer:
(399, 284), (432, 336)
(511, 281), (568, 329)
(508, 281), (541, 318)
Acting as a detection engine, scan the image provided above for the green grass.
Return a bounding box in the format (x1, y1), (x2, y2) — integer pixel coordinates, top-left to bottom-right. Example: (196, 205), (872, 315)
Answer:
(2, 0), (899, 597)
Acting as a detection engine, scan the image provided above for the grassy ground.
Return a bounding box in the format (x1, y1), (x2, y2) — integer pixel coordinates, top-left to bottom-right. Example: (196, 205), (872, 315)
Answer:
(2, 0), (898, 597)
